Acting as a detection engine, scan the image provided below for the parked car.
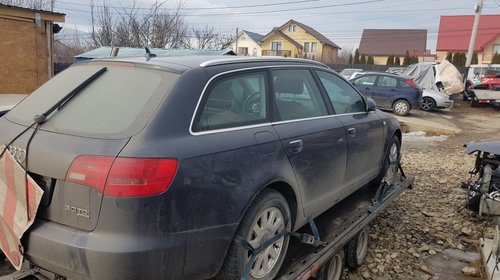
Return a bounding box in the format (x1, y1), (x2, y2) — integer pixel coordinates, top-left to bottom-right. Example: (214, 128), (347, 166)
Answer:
(350, 72), (423, 116)
(0, 94), (27, 117)
(420, 89), (453, 111)
(0, 56), (402, 280)
(339, 68), (363, 79)
(348, 71), (365, 80)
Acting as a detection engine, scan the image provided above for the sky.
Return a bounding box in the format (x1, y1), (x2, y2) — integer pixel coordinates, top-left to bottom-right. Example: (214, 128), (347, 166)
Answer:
(52, 0), (500, 53)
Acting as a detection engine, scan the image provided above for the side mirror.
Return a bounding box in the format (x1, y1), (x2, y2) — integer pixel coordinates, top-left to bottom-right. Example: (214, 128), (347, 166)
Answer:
(366, 98), (376, 112)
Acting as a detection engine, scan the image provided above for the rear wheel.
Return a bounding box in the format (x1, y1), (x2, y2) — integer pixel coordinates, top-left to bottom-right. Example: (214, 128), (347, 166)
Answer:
(318, 251), (345, 280)
(370, 136), (401, 188)
(420, 97), (436, 111)
(345, 226), (370, 270)
(215, 189), (291, 280)
(392, 99), (410, 116)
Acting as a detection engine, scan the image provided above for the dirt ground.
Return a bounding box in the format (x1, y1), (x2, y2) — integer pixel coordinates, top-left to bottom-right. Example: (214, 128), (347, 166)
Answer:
(347, 98), (500, 280)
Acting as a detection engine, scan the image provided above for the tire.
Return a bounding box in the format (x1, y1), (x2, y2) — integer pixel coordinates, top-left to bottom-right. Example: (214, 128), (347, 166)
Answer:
(420, 97), (436, 111)
(318, 251), (345, 280)
(215, 189), (291, 280)
(471, 97), (480, 107)
(370, 136), (401, 188)
(392, 99), (410, 116)
(345, 226), (370, 270)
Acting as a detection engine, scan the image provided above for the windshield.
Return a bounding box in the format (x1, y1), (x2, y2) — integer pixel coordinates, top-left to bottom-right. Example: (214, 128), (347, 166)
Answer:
(7, 64), (179, 139)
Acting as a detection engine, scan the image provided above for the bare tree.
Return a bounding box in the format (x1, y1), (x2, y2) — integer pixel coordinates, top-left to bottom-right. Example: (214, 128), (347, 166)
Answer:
(192, 26), (218, 49)
(337, 46), (355, 64)
(0, 0), (53, 10)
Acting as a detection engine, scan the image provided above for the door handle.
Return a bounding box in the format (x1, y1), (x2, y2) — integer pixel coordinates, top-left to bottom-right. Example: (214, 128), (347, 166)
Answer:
(288, 139), (303, 154)
(347, 128), (356, 137)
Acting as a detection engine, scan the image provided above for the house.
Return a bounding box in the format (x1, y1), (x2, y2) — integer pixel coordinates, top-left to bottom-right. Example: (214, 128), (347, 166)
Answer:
(228, 30), (263, 56)
(74, 47), (235, 62)
(259, 19), (341, 64)
(436, 15), (500, 64)
(0, 4), (65, 94)
(358, 29), (433, 65)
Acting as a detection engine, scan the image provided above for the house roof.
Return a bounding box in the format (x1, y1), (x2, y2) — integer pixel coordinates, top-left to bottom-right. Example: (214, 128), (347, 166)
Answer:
(242, 30), (264, 43)
(359, 29), (427, 56)
(259, 19), (341, 49)
(436, 15), (500, 52)
(0, 4), (65, 22)
(75, 47), (235, 61)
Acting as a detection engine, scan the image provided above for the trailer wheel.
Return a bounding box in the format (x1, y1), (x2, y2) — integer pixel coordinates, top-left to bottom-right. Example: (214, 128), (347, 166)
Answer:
(215, 189), (291, 280)
(318, 251), (345, 280)
(345, 226), (370, 270)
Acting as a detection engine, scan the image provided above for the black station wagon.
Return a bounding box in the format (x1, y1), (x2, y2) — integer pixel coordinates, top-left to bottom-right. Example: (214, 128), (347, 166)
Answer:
(0, 56), (402, 280)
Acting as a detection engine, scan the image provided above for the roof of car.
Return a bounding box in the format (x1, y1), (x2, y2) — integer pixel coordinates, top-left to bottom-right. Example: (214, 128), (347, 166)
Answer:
(352, 72), (412, 80)
(85, 56), (328, 72)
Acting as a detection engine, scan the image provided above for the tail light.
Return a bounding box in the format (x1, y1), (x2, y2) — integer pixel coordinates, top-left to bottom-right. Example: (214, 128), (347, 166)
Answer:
(66, 155), (178, 197)
(405, 80), (418, 88)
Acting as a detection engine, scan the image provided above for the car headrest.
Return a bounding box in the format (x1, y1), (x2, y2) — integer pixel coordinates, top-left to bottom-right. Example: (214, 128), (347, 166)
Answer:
(274, 75), (305, 95)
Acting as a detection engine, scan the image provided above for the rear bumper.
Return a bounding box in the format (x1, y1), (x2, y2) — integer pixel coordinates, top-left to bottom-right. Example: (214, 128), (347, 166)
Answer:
(24, 220), (236, 280)
(437, 100), (453, 109)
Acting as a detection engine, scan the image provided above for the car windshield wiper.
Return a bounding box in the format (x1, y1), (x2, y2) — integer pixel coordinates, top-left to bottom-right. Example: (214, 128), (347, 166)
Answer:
(34, 67), (107, 124)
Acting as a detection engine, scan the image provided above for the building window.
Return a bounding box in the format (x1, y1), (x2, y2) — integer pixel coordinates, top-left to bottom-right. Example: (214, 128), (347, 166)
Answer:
(252, 47), (257, 56)
(238, 47), (249, 56)
(304, 42), (309, 53)
(288, 24), (296, 32)
(311, 42), (317, 53)
(494, 44), (500, 55)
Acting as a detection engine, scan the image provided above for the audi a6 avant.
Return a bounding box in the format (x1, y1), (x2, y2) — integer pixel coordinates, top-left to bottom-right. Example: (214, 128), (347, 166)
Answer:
(0, 56), (402, 280)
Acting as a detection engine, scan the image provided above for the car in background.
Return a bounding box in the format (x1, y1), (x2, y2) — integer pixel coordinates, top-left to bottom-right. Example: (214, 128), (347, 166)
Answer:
(0, 94), (27, 117)
(339, 68), (363, 79)
(420, 90), (453, 111)
(348, 71), (365, 80)
(350, 72), (423, 116)
(0, 56), (402, 280)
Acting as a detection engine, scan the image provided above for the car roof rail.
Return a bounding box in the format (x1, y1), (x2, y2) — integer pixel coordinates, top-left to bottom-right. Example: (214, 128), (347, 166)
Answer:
(199, 57), (328, 68)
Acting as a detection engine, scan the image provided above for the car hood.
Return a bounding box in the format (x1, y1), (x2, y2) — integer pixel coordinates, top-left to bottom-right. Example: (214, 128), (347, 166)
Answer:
(465, 139), (500, 155)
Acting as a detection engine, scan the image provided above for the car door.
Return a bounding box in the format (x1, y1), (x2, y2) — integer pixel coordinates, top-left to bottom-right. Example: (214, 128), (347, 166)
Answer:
(371, 75), (400, 108)
(270, 68), (348, 217)
(315, 70), (385, 199)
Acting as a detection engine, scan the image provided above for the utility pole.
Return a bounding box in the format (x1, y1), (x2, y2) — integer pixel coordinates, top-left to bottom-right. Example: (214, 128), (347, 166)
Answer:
(465, 0), (483, 77)
(235, 27), (239, 55)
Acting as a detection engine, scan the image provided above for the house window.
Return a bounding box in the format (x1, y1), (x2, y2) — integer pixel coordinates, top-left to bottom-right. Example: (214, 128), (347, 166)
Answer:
(288, 24), (296, 32)
(494, 44), (500, 55)
(271, 41), (282, 51)
(311, 42), (317, 53)
(304, 42), (310, 53)
(252, 47), (257, 56)
(238, 47), (249, 56)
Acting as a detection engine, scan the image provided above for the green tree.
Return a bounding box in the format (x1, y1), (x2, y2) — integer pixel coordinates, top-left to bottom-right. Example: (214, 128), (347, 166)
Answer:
(446, 52), (453, 62)
(394, 56), (401, 66)
(348, 54), (353, 65)
(403, 51), (411, 66)
(472, 51), (478, 64)
(492, 52), (500, 64)
(354, 49), (360, 64)
(410, 56), (419, 64)
(360, 54), (366, 64)
(367, 55), (374, 65)
(386, 55), (394, 65)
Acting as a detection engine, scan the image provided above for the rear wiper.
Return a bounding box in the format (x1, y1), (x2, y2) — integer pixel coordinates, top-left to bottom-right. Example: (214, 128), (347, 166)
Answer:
(34, 67), (107, 124)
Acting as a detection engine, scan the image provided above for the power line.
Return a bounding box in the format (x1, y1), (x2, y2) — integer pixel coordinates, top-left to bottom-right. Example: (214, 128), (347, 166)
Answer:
(57, 0), (319, 10)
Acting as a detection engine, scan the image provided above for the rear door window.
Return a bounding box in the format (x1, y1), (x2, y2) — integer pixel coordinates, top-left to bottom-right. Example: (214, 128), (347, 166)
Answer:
(8, 64), (178, 139)
(316, 71), (366, 114)
(193, 71), (268, 132)
(272, 69), (327, 121)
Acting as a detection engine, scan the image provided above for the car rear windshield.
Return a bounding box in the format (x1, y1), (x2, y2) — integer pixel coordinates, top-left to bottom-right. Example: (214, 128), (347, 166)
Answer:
(7, 64), (178, 139)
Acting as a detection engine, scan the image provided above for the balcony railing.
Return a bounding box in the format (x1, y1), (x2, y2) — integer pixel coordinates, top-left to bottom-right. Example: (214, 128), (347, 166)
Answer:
(262, 50), (292, 57)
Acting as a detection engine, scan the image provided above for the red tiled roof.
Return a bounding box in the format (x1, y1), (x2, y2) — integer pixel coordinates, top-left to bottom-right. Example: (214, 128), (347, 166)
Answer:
(358, 29), (427, 56)
(436, 15), (500, 52)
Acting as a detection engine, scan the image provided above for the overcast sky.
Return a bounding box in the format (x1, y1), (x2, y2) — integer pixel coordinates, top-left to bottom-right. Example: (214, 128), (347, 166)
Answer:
(53, 0), (500, 52)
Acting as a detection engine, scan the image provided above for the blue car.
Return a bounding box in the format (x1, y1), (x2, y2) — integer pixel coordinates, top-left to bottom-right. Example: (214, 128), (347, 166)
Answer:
(350, 73), (423, 116)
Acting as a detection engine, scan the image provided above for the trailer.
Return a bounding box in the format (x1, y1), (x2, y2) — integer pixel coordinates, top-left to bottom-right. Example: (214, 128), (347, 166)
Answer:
(467, 88), (500, 107)
(0, 169), (413, 280)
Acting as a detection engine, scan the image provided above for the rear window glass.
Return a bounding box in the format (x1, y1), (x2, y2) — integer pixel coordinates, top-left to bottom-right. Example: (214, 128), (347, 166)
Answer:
(8, 64), (178, 139)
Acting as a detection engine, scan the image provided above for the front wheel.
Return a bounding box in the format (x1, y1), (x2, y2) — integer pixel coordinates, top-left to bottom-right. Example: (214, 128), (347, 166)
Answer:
(420, 97), (436, 111)
(370, 136), (401, 188)
(215, 189), (291, 280)
(392, 99), (410, 116)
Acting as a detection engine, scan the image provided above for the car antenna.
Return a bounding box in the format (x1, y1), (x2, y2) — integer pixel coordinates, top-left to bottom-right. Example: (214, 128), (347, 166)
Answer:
(145, 47), (157, 61)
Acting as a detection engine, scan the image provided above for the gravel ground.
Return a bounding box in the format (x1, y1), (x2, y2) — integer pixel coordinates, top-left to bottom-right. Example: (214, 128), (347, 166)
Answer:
(347, 99), (500, 280)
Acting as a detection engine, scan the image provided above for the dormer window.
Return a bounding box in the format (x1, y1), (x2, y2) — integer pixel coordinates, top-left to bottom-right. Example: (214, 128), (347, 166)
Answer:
(288, 24), (296, 32)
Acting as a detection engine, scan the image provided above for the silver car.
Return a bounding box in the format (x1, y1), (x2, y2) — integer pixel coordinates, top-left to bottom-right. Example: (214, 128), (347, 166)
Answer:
(0, 94), (27, 117)
(421, 90), (453, 111)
